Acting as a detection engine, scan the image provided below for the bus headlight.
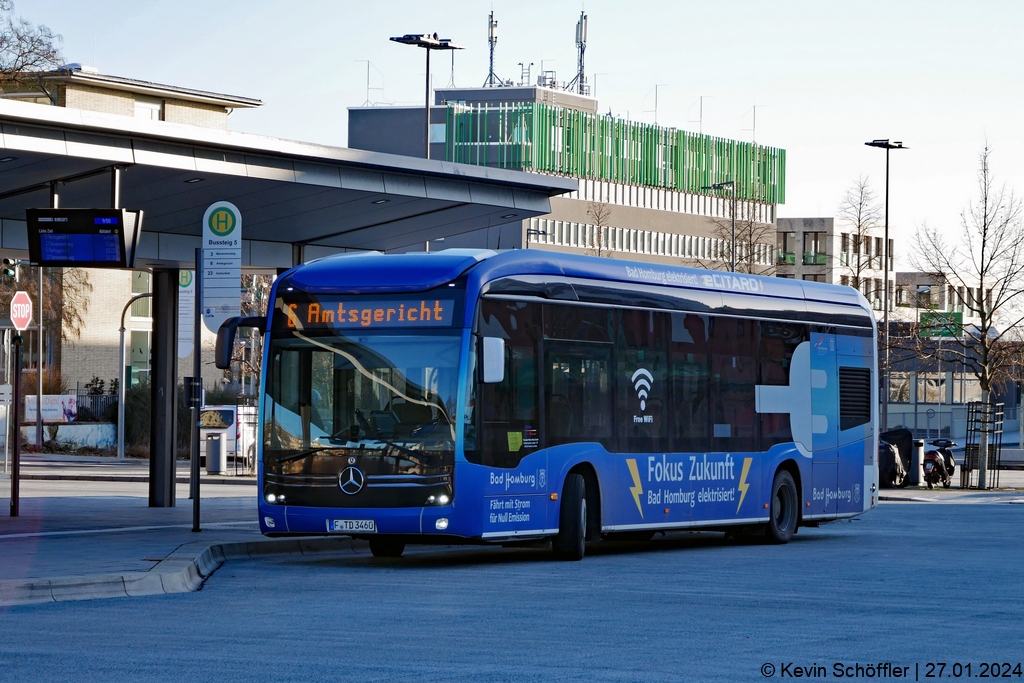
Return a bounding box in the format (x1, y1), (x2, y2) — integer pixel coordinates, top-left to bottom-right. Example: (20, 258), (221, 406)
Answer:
(438, 494), (450, 505)
(266, 493), (276, 503)
(426, 495), (436, 505)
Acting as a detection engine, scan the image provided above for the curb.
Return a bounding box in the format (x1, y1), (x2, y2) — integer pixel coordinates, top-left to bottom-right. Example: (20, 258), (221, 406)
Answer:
(0, 536), (363, 607)
(17, 474), (256, 485)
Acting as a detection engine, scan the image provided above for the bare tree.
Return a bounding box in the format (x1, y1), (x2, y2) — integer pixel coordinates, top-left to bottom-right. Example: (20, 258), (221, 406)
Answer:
(913, 145), (1024, 487)
(699, 198), (775, 275)
(0, 1), (63, 98)
(837, 176), (883, 299)
(585, 201), (612, 257)
(227, 273), (275, 392)
(0, 266), (92, 341)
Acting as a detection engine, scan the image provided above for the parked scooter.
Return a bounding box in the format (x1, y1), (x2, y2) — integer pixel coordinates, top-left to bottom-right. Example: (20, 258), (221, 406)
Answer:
(923, 439), (957, 489)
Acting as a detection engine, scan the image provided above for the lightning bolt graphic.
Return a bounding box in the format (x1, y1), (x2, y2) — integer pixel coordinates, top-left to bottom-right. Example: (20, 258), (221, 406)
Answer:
(626, 458), (644, 518)
(736, 457), (753, 514)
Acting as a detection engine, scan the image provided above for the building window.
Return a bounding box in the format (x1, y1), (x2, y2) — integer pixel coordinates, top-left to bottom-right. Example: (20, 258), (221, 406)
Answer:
(917, 373), (946, 404)
(889, 372), (910, 403)
(777, 232), (796, 265)
(131, 271), (152, 318)
(134, 96), (163, 121)
(803, 274), (825, 282)
(802, 232), (826, 265)
(130, 329), (151, 386)
(954, 377), (981, 404)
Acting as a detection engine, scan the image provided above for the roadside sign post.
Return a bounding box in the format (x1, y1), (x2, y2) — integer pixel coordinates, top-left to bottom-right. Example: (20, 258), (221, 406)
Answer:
(192, 249), (203, 532)
(8, 336), (21, 517)
(191, 202), (241, 532)
(9, 290), (32, 517)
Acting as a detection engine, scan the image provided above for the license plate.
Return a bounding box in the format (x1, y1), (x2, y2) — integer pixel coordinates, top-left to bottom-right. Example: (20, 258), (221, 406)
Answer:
(925, 462), (934, 471)
(329, 519), (376, 533)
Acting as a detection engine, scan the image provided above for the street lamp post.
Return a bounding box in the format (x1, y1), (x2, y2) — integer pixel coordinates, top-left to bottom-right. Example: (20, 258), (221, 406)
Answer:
(117, 292), (152, 460)
(525, 228), (547, 249)
(702, 180), (737, 272)
(865, 139), (907, 433)
(390, 33), (464, 160)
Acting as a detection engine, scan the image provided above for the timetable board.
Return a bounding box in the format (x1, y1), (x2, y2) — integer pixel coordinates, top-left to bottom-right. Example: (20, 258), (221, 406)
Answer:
(26, 208), (143, 268)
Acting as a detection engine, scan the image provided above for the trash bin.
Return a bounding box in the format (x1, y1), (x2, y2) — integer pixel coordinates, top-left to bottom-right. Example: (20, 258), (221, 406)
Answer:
(206, 433), (227, 475)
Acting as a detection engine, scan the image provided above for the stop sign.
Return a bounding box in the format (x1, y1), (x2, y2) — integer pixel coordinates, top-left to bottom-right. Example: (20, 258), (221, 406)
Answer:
(10, 291), (32, 331)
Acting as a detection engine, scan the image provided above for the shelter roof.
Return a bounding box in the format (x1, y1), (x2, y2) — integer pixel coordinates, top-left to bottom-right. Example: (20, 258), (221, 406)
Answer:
(0, 99), (575, 268)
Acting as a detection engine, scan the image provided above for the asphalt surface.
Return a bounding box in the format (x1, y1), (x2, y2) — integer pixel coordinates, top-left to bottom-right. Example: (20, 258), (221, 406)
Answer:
(1, 503), (1022, 683)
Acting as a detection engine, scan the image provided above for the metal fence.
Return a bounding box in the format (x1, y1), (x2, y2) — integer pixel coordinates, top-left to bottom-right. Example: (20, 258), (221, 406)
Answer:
(75, 393), (117, 422)
(963, 402), (1004, 489)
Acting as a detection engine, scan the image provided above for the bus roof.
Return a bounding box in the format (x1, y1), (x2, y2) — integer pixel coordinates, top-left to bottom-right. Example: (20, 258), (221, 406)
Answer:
(282, 249), (871, 316)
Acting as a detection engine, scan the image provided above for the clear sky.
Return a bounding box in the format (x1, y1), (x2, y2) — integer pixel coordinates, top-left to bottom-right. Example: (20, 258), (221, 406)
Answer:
(25, 0), (1024, 267)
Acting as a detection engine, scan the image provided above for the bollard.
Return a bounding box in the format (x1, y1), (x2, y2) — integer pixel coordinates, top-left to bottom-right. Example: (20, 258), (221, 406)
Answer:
(911, 439), (925, 487)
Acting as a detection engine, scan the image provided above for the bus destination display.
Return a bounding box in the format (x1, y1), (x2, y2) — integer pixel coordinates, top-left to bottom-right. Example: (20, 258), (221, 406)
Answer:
(278, 298), (456, 329)
(26, 208), (143, 268)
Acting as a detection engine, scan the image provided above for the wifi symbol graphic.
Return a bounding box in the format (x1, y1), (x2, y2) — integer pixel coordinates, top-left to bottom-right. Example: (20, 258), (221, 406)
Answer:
(632, 368), (654, 411)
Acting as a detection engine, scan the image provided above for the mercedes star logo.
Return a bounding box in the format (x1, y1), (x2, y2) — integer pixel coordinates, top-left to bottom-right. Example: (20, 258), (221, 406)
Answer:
(339, 466), (366, 495)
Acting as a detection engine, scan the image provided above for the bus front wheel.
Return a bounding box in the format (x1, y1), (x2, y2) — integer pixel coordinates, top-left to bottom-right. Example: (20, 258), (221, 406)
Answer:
(369, 537), (406, 558)
(766, 470), (798, 544)
(553, 474), (587, 561)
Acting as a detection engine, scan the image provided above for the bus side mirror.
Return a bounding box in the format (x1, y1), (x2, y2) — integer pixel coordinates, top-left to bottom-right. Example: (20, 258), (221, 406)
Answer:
(482, 337), (505, 384)
(215, 316), (266, 370)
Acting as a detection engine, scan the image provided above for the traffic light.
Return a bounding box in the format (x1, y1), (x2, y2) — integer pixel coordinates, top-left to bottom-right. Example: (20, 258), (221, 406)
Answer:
(2, 258), (19, 282)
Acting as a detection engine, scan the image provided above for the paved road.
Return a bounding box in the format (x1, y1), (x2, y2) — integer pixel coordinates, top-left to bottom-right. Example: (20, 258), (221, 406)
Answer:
(1, 503), (1022, 682)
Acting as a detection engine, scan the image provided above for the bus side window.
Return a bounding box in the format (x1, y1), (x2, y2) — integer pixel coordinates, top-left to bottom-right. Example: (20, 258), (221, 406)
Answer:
(759, 322), (809, 448)
(543, 304), (614, 449)
(709, 316), (758, 452)
(545, 341), (613, 448)
(670, 313), (710, 452)
(476, 300), (540, 468)
(616, 309), (669, 453)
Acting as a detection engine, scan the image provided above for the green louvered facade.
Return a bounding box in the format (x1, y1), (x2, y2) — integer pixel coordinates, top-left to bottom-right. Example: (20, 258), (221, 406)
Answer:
(445, 102), (785, 205)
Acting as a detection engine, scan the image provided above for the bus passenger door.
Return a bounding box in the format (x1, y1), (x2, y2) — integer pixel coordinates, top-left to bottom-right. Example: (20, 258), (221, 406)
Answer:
(809, 330), (838, 519)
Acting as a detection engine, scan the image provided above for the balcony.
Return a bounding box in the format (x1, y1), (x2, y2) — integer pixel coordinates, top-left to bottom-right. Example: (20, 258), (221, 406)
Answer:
(802, 252), (827, 265)
(776, 251), (796, 265)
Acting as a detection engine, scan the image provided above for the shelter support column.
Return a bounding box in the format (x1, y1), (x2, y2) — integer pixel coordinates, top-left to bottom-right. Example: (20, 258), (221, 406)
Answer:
(149, 268), (179, 507)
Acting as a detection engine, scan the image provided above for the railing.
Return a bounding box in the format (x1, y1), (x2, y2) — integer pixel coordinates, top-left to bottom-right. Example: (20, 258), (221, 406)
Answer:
(776, 251), (795, 265)
(884, 405), (967, 439)
(802, 252), (827, 265)
(76, 394), (117, 422)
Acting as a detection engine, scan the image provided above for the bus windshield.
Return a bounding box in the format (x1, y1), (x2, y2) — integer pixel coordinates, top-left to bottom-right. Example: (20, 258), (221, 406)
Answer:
(263, 330), (461, 462)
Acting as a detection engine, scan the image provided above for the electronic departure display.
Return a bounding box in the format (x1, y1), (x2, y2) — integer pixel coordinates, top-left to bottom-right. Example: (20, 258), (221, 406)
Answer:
(26, 208), (143, 268)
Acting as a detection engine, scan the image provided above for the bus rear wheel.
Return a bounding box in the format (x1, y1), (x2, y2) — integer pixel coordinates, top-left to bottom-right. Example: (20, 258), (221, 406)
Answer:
(369, 537), (406, 558)
(766, 470), (798, 544)
(553, 474), (586, 561)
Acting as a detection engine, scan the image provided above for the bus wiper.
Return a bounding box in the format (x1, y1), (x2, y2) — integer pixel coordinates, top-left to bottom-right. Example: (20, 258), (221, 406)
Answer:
(277, 447), (347, 464)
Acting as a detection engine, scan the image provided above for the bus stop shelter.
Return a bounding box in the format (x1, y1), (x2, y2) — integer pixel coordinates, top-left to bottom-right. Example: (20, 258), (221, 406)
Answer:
(0, 98), (576, 507)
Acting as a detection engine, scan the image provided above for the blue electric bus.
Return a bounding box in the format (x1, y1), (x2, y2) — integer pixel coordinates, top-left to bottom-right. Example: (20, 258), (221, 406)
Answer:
(216, 249), (878, 560)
